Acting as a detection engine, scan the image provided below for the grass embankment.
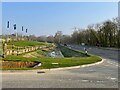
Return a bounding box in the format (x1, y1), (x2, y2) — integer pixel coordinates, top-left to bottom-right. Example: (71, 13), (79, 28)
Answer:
(2, 44), (102, 70)
(6, 40), (53, 50)
(7, 40), (45, 47)
(57, 45), (89, 57)
(36, 45), (101, 69)
(1, 40), (55, 70)
(2, 55), (101, 70)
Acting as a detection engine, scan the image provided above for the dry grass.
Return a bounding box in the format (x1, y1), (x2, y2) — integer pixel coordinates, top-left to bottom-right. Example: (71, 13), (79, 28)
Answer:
(2, 61), (38, 69)
(23, 52), (43, 58)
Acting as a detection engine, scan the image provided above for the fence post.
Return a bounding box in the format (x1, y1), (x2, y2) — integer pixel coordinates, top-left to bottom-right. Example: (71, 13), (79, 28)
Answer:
(17, 47), (19, 56)
(2, 42), (5, 58)
(12, 44), (14, 55)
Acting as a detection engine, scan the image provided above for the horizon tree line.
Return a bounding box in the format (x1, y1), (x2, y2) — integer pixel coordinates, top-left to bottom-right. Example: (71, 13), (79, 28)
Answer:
(67, 17), (120, 47)
(37, 17), (120, 48)
(11, 17), (119, 48)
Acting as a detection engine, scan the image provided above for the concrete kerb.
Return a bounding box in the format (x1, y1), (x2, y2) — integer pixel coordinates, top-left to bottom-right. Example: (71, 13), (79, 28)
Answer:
(45, 58), (104, 71)
(2, 58), (104, 73)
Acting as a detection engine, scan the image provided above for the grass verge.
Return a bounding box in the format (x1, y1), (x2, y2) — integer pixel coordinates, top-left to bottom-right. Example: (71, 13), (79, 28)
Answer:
(2, 45), (102, 70)
(2, 55), (101, 70)
(57, 45), (89, 57)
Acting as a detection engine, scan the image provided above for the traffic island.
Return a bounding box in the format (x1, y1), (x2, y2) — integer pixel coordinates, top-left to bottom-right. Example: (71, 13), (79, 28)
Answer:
(1, 44), (102, 70)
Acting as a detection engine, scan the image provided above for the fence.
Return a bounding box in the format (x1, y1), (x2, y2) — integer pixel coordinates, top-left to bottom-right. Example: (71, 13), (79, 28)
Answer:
(4, 45), (48, 56)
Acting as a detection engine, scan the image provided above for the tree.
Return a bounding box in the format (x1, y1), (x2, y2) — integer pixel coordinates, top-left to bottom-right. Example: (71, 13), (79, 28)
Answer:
(54, 31), (62, 44)
(62, 17), (119, 48)
(47, 35), (54, 43)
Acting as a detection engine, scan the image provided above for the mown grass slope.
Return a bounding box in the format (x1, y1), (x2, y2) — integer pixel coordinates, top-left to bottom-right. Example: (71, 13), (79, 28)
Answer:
(2, 44), (102, 70)
(57, 45), (89, 57)
(7, 40), (46, 47)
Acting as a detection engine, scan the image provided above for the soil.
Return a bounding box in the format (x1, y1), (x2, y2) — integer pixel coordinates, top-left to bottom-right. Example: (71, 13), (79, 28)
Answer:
(2, 61), (38, 69)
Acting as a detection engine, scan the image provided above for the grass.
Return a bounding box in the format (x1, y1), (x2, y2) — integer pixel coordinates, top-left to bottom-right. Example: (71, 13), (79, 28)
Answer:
(36, 56), (101, 69)
(2, 55), (101, 70)
(57, 45), (89, 57)
(2, 55), (40, 62)
(36, 50), (48, 57)
(1, 40), (102, 70)
(7, 40), (46, 47)
(2, 40), (54, 47)
(6, 40), (52, 50)
(2, 45), (102, 70)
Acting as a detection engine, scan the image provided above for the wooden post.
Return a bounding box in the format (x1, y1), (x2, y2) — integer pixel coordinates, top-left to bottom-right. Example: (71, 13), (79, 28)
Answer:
(12, 44), (14, 55)
(2, 42), (5, 58)
(17, 47), (19, 56)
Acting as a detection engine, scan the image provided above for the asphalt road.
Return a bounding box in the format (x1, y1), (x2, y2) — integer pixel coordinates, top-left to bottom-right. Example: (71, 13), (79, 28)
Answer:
(2, 45), (119, 88)
(68, 45), (119, 61)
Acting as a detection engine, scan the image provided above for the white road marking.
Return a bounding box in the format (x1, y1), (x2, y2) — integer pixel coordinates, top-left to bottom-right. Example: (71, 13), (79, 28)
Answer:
(107, 77), (117, 80)
(110, 78), (117, 80)
(81, 80), (89, 82)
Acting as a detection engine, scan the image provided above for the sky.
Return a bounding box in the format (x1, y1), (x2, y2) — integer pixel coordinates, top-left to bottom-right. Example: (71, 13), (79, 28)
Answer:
(2, 2), (118, 36)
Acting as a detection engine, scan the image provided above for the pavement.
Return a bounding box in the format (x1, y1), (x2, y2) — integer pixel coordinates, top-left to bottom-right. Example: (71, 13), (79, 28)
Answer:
(1, 45), (119, 88)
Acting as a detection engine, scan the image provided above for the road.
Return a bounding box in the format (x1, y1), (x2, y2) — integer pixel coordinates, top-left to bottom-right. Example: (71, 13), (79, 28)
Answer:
(69, 45), (119, 61)
(2, 45), (119, 88)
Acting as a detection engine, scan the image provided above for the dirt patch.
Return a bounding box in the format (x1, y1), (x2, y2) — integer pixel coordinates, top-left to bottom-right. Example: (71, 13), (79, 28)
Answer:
(23, 52), (37, 58)
(2, 61), (38, 69)
(23, 52), (41, 58)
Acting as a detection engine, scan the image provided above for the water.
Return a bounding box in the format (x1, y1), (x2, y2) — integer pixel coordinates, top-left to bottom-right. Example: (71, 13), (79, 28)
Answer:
(48, 50), (64, 58)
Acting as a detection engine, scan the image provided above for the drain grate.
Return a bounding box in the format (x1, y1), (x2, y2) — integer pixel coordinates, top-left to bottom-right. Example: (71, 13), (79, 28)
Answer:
(37, 71), (45, 73)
